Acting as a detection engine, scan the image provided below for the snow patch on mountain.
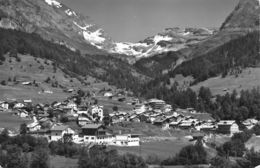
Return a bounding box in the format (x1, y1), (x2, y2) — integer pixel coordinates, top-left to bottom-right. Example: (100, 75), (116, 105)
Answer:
(45, 0), (62, 8)
(73, 21), (92, 30)
(153, 35), (173, 44)
(65, 9), (77, 16)
(82, 29), (105, 44)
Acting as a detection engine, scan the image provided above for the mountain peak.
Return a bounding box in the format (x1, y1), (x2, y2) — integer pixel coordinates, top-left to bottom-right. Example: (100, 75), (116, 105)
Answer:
(220, 0), (260, 31)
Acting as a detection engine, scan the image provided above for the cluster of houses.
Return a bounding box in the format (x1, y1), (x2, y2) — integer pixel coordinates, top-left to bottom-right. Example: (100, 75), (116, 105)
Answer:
(109, 99), (260, 136)
(1, 95), (260, 147)
(0, 97), (141, 147)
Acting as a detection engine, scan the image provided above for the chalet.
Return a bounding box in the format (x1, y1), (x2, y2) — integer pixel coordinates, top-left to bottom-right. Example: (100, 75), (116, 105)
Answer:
(148, 99), (166, 111)
(179, 122), (194, 130)
(37, 113), (49, 120)
(24, 99), (32, 103)
(114, 134), (140, 146)
(14, 102), (25, 109)
(66, 102), (77, 110)
(52, 102), (61, 108)
(0, 101), (9, 110)
(104, 92), (113, 97)
(169, 121), (181, 128)
(90, 105), (104, 121)
(196, 122), (216, 133)
(21, 81), (32, 85)
(50, 125), (75, 141)
(27, 117), (41, 132)
(66, 89), (74, 93)
(44, 90), (53, 94)
(134, 104), (147, 114)
(153, 117), (168, 126)
(163, 104), (172, 113)
(77, 109), (88, 115)
(243, 119), (259, 130)
(78, 115), (92, 126)
(217, 120), (240, 135)
(17, 110), (29, 118)
(81, 124), (113, 144)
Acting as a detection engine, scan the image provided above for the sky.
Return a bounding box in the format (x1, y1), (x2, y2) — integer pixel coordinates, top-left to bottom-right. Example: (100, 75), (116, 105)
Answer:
(59, 0), (239, 42)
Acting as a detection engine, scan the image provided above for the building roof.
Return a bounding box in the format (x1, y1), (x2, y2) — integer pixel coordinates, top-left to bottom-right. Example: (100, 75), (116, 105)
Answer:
(82, 124), (103, 129)
(148, 99), (165, 104)
(51, 125), (68, 131)
(218, 120), (236, 125)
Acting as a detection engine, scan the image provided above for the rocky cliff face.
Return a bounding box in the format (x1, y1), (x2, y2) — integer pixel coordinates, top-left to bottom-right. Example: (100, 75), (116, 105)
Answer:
(0, 0), (112, 54)
(220, 0), (260, 31)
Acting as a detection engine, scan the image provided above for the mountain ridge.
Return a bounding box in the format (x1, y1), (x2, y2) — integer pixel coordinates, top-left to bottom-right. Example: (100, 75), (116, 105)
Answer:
(0, 0), (220, 59)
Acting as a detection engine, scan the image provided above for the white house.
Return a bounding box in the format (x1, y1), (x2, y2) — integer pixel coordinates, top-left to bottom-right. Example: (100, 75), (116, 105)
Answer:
(114, 134), (140, 146)
(104, 92), (113, 97)
(21, 81), (32, 85)
(243, 118), (259, 130)
(163, 104), (173, 113)
(24, 99), (32, 103)
(0, 101), (9, 110)
(67, 102), (77, 110)
(18, 110), (29, 118)
(91, 105), (104, 121)
(78, 115), (92, 126)
(27, 117), (41, 132)
(44, 90), (53, 94)
(134, 104), (147, 114)
(50, 125), (75, 141)
(14, 103), (25, 109)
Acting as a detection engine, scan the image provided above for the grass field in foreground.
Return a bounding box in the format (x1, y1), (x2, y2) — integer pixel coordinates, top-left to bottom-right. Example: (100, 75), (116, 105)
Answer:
(110, 138), (192, 160)
(50, 156), (78, 168)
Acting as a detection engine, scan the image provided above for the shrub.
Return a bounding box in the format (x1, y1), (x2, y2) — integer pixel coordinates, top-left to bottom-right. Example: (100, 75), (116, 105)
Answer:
(1, 80), (6, 85)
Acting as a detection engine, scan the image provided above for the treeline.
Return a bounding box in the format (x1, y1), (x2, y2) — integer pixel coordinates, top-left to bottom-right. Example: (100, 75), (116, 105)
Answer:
(0, 28), (146, 92)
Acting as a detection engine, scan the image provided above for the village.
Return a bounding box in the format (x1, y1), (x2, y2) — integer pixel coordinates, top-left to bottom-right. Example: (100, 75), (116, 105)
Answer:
(1, 87), (259, 149)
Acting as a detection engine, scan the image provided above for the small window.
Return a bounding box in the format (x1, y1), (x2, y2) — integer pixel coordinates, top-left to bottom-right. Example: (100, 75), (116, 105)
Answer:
(91, 137), (94, 140)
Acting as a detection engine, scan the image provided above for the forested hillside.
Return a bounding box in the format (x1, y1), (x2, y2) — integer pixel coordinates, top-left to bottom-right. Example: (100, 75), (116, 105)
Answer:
(137, 31), (259, 95)
(171, 31), (259, 83)
(0, 28), (148, 91)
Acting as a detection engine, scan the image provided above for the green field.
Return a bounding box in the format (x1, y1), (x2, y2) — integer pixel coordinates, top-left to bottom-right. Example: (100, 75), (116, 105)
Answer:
(192, 67), (260, 95)
(110, 138), (192, 160)
(0, 112), (31, 130)
(50, 156), (78, 168)
(109, 122), (191, 137)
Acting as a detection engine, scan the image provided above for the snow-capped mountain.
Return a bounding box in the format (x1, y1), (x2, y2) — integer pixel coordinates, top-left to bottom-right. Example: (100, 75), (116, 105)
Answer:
(0, 0), (216, 59)
(110, 27), (216, 58)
